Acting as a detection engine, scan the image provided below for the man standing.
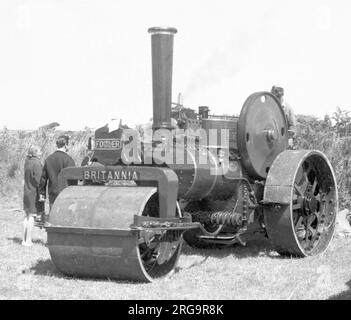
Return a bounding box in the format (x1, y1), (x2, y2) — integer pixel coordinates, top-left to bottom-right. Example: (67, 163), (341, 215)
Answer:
(23, 145), (44, 246)
(271, 85), (297, 149)
(39, 135), (76, 210)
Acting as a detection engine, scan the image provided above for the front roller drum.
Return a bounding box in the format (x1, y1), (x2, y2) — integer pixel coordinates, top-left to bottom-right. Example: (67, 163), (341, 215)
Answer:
(46, 186), (182, 282)
(263, 150), (338, 257)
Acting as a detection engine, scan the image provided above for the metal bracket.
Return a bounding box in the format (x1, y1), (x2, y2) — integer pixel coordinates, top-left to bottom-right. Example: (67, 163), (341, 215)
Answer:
(58, 165), (179, 218)
(131, 214), (196, 231)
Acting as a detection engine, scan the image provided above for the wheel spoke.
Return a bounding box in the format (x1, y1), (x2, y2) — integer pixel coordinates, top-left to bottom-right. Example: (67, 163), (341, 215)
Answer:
(313, 210), (321, 220)
(301, 216), (317, 249)
(292, 202), (302, 210)
(294, 216), (305, 240)
(294, 164), (311, 196)
(295, 166), (304, 184)
(311, 178), (318, 194)
(294, 183), (305, 196)
(298, 181), (309, 196)
(306, 214), (317, 228)
(307, 225), (316, 236)
(304, 171), (309, 184)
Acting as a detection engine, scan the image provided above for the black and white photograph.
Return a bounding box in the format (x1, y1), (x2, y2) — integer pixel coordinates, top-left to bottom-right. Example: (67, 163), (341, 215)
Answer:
(0, 0), (351, 303)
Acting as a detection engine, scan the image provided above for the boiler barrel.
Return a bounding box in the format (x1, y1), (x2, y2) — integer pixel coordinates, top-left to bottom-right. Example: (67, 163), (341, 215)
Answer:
(169, 146), (239, 201)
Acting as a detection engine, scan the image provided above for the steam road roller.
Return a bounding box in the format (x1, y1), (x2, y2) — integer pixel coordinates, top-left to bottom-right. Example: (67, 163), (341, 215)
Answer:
(45, 27), (338, 282)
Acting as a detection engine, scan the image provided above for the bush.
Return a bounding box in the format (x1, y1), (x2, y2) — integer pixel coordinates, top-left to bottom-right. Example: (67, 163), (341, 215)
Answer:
(7, 163), (19, 178)
(0, 127), (93, 206)
(295, 108), (351, 209)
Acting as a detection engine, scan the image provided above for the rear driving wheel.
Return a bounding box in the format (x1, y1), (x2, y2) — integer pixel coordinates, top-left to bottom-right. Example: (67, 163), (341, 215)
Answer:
(263, 150), (338, 256)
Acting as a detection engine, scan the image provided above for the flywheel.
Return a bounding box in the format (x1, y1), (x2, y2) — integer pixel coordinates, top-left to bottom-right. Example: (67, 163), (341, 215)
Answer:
(263, 150), (338, 256)
(238, 92), (288, 179)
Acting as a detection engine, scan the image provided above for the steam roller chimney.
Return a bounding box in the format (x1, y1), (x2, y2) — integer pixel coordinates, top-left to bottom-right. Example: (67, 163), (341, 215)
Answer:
(148, 26), (177, 131)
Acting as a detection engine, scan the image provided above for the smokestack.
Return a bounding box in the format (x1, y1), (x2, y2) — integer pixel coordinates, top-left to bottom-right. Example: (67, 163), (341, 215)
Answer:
(148, 26), (177, 131)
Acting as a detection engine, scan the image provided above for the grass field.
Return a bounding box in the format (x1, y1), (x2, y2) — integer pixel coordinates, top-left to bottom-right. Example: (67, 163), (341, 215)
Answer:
(1, 202), (351, 300)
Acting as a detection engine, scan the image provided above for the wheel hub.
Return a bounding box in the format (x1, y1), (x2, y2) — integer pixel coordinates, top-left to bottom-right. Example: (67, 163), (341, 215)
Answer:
(303, 194), (318, 214)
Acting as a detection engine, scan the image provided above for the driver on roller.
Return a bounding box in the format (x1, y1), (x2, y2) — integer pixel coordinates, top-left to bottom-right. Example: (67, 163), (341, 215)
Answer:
(271, 85), (297, 149)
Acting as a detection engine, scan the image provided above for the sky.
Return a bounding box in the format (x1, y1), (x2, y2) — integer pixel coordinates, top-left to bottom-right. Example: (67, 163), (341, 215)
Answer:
(0, 0), (350, 130)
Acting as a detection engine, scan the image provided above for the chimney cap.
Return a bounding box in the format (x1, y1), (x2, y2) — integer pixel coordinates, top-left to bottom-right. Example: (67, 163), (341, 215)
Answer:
(148, 26), (177, 35)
